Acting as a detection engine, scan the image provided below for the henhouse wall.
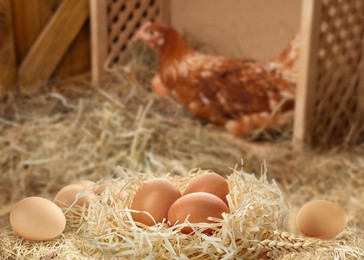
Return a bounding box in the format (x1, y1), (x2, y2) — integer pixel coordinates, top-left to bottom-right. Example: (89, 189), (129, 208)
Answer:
(0, 0), (91, 93)
(170, 0), (302, 61)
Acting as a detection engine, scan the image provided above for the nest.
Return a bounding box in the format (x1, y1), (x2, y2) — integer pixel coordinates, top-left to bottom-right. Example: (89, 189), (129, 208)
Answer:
(1, 167), (363, 259)
(0, 43), (363, 259)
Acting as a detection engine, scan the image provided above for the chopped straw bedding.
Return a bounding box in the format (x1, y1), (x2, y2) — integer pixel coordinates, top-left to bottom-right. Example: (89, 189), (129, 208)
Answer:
(0, 46), (364, 259)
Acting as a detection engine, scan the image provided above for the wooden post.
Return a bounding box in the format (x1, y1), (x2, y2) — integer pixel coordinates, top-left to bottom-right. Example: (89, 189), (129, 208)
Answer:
(90, 0), (108, 85)
(293, 0), (322, 148)
(0, 0), (17, 94)
(17, 0), (89, 92)
(159, 0), (171, 24)
(355, 32), (364, 141)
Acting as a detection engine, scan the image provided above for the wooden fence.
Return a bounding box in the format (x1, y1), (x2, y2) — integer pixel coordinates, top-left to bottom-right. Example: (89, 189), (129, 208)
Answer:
(294, 0), (364, 148)
(0, 0), (168, 93)
(1, 0), (363, 148)
(0, 0), (90, 94)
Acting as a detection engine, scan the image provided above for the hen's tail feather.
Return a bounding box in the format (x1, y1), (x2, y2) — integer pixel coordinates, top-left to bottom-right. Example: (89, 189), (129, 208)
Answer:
(268, 34), (301, 85)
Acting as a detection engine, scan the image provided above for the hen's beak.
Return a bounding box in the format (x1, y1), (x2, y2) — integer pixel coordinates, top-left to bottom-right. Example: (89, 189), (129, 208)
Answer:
(131, 21), (152, 43)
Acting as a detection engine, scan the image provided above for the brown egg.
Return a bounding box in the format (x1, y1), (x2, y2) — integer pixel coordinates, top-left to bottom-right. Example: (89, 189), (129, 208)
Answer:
(78, 180), (96, 189)
(296, 200), (347, 239)
(183, 172), (229, 206)
(116, 191), (127, 200)
(131, 178), (181, 226)
(168, 192), (229, 234)
(104, 191), (127, 206)
(106, 188), (127, 205)
(54, 184), (96, 208)
(94, 183), (115, 194)
(10, 197), (66, 241)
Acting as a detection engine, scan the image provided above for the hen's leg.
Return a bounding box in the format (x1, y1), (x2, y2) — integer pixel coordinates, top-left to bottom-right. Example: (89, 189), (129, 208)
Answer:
(151, 74), (169, 97)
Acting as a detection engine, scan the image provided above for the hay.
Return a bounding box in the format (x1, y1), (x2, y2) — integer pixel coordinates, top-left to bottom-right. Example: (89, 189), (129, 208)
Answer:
(1, 167), (363, 259)
(65, 167), (288, 259)
(0, 42), (363, 259)
(272, 151), (364, 233)
(0, 72), (245, 215)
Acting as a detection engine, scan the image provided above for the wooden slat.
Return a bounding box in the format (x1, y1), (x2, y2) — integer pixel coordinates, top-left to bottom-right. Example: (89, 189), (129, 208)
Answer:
(159, 0), (171, 24)
(109, 1), (135, 44)
(106, 0), (161, 67)
(10, 0), (41, 64)
(0, 0), (17, 93)
(11, 0), (63, 65)
(90, 0), (108, 85)
(293, 0), (323, 148)
(18, 0), (89, 91)
(38, 0), (63, 25)
(355, 30), (364, 141)
(55, 21), (91, 79)
(110, 2), (159, 56)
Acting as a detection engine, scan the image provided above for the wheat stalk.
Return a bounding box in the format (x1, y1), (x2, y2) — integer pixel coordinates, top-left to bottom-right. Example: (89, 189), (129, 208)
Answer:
(247, 229), (364, 259)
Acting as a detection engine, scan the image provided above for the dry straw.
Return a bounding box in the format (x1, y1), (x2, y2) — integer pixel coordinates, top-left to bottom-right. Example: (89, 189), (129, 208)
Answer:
(0, 46), (245, 215)
(65, 166), (289, 259)
(1, 167), (363, 259)
(0, 41), (363, 259)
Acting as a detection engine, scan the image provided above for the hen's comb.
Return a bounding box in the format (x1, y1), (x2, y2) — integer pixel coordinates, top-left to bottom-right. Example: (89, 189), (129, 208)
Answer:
(139, 21), (152, 32)
(132, 21), (153, 42)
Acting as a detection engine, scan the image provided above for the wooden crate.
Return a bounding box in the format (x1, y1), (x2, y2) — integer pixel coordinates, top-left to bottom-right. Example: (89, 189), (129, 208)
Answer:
(294, 0), (364, 148)
(0, 0), (169, 92)
(0, 0), (90, 94)
(91, 0), (169, 84)
(2, 0), (363, 148)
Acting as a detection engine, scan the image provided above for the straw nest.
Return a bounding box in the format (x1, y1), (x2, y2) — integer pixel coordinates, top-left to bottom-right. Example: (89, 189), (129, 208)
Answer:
(1, 167), (363, 259)
(0, 43), (363, 259)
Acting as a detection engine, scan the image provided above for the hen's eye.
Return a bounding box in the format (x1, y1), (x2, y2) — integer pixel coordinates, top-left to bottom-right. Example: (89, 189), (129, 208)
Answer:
(148, 30), (156, 36)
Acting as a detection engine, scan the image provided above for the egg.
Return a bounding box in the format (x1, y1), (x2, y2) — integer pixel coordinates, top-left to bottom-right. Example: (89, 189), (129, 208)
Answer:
(116, 191), (127, 200)
(54, 184), (96, 208)
(97, 183), (127, 204)
(183, 172), (229, 206)
(296, 199), (347, 239)
(94, 183), (115, 194)
(168, 192), (229, 234)
(78, 180), (96, 189)
(10, 197), (66, 241)
(130, 178), (181, 226)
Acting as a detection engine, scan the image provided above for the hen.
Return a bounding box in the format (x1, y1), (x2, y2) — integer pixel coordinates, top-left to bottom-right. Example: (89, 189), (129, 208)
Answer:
(134, 22), (298, 137)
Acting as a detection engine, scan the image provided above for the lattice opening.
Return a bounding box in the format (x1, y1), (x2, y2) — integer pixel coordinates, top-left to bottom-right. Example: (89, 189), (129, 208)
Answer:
(310, 0), (364, 146)
(106, 0), (163, 68)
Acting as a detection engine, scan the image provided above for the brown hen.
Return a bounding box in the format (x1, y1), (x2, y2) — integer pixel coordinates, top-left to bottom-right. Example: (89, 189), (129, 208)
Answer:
(135, 22), (298, 137)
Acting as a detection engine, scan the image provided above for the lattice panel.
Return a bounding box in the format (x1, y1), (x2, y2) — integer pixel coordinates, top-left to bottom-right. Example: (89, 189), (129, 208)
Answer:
(106, 0), (163, 67)
(310, 0), (364, 146)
